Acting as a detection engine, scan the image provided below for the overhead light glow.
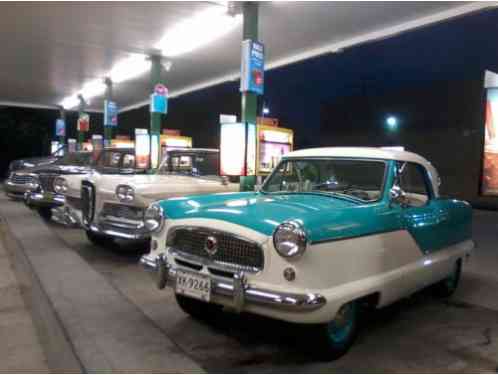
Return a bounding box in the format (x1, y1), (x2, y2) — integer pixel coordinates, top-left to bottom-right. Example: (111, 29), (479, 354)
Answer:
(58, 5), (241, 109)
(262, 106), (270, 115)
(109, 54), (151, 84)
(386, 116), (398, 130)
(155, 7), (242, 57)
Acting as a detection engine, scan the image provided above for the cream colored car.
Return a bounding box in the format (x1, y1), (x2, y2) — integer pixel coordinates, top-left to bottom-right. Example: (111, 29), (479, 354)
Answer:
(78, 149), (238, 247)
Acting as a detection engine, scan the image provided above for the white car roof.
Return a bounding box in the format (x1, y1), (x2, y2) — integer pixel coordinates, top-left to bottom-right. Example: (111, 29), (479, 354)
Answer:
(285, 147), (428, 165)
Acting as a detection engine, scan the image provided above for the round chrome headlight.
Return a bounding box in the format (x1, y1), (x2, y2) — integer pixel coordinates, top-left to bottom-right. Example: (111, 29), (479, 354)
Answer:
(53, 177), (68, 194)
(116, 185), (134, 202)
(144, 203), (165, 233)
(273, 221), (307, 259)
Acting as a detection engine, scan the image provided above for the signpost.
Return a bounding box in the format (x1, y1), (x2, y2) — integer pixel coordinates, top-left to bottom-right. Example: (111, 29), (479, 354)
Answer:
(149, 55), (166, 170)
(239, 2), (261, 191)
(77, 113), (90, 133)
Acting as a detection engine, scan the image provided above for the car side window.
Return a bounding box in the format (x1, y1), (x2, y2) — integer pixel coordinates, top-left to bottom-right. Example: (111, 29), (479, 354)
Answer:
(397, 162), (431, 207)
(122, 154), (135, 169)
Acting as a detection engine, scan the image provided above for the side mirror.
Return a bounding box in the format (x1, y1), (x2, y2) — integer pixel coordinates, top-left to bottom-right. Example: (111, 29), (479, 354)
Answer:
(389, 185), (408, 208)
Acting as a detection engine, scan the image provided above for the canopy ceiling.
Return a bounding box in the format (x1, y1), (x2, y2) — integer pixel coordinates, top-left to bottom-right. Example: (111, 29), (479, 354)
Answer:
(0, 1), (493, 112)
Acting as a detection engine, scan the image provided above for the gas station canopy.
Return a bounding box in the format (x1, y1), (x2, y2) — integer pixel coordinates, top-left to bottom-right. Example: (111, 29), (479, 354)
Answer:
(0, 1), (492, 112)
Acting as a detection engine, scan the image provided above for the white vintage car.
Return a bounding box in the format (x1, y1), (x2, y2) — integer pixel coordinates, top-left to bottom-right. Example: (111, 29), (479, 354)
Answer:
(74, 148), (239, 247)
(53, 147), (140, 225)
(140, 147), (474, 360)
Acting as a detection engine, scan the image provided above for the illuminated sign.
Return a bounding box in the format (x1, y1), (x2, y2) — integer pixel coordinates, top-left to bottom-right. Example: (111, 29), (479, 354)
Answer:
(151, 134), (160, 169)
(135, 129), (150, 169)
(220, 122), (256, 176)
(55, 119), (65, 137)
(260, 129), (292, 144)
(68, 139), (77, 153)
(77, 113), (90, 132)
(104, 100), (118, 127)
(150, 84), (168, 114)
(481, 87), (498, 195)
(240, 40), (264, 95)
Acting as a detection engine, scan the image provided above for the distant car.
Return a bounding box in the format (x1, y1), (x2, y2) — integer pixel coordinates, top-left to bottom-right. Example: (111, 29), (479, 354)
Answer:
(75, 148), (239, 247)
(5, 151), (94, 219)
(47, 147), (142, 225)
(7, 145), (66, 173)
(140, 147), (474, 360)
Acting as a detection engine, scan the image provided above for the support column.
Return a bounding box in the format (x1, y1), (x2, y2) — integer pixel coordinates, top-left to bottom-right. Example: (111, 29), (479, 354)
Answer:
(104, 78), (113, 146)
(77, 95), (86, 150)
(57, 105), (66, 147)
(240, 2), (259, 191)
(149, 55), (163, 170)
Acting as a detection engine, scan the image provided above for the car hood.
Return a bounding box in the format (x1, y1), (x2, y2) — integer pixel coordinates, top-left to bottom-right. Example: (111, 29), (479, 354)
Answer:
(159, 192), (398, 243)
(95, 174), (235, 203)
(28, 164), (92, 175)
(9, 156), (58, 171)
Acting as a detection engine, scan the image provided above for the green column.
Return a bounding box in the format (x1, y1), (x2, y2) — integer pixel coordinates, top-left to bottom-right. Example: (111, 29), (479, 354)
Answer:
(240, 2), (259, 191)
(57, 106), (66, 147)
(77, 95), (86, 150)
(149, 55), (163, 171)
(104, 78), (113, 146)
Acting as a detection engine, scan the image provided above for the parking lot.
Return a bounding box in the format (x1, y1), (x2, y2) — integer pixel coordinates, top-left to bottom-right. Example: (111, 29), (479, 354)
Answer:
(3, 192), (497, 373)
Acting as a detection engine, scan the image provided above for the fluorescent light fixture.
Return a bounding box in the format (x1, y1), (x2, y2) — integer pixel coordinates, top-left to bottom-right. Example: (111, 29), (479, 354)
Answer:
(262, 106), (270, 115)
(155, 7), (242, 57)
(109, 54), (151, 84)
(58, 5), (241, 109)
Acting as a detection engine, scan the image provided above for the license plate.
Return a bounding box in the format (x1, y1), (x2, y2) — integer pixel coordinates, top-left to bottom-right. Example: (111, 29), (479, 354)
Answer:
(175, 270), (211, 302)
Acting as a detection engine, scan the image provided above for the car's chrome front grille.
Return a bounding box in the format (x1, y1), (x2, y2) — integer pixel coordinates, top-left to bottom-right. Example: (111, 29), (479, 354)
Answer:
(81, 181), (95, 225)
(102, 203), (144, 221)
(168, 227), (264, 273)
(38, 174), (57, 192)
(11, 173), (35, 185)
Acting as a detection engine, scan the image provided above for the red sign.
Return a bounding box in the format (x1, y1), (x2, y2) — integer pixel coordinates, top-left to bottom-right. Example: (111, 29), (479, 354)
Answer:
(154, 84), (168, 96)
(77, 113), (90, 132)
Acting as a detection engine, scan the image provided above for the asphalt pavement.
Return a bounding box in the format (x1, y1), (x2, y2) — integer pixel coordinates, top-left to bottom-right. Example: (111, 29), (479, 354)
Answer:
(45, 210), (498, 373)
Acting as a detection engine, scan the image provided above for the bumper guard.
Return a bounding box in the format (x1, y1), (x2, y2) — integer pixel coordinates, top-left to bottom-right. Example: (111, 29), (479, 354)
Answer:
(140, 253), (326, 313)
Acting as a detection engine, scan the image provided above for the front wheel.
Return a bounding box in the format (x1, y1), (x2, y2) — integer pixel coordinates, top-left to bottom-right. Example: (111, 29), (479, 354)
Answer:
(175, 294), (222, 321)
(85, 230), (115, 248)
(312, 301), (358, 361)
(433, 260), (461, 298)
(37, 207), (52, 221)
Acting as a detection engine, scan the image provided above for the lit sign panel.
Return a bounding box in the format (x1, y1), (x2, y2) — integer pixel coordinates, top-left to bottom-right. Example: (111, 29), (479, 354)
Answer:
(220, 122), (256, 176)
(104, 100), (118, 127)
(135, 129), (150, 170)
(240, 40), (264, 95)
(481, 87), (498, 195)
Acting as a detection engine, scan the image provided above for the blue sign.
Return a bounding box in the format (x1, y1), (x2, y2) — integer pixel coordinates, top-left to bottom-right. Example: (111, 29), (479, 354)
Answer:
(104, 100), (118, 127)
(150, 93), (168, 114)
(240, 40), (264, 95)
(55, 118), (65, 137)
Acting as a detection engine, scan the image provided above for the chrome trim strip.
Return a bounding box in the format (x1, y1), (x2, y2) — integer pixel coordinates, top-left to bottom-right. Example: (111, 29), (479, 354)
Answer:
(139, 254), (326, 313)
(88, 222), (149, 240)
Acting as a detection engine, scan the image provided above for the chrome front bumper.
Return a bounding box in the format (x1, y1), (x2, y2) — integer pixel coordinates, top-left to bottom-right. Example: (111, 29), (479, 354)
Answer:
(88, 217), (150, 240)
(140, 253), (327, 313)
(4, 180), (38, 199)
(24, 191), (65, 208)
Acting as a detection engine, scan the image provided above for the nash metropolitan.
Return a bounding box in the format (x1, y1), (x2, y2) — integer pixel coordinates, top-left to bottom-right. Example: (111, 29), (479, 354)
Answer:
(78, 148), (239, 247)
(140, 147), (473, 359)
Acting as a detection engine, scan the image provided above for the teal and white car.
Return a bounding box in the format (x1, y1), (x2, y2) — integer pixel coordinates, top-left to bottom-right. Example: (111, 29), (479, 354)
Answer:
(140, 147), (474, 359)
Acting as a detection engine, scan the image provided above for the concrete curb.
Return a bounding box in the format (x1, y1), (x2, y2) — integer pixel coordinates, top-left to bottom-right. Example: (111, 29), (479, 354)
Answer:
(0, 193), (204, 373)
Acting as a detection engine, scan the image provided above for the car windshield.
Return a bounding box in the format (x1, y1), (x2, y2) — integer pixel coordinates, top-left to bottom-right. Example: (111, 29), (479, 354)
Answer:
(94, 149), (139, 173)
(262, 158), (386, 202)
(55, 152), (92, 166)
(157, 152), (219, 176)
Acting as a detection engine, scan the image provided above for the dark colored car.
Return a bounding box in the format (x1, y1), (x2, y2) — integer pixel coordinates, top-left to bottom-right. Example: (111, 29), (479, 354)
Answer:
(7, 145), (66, 173)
